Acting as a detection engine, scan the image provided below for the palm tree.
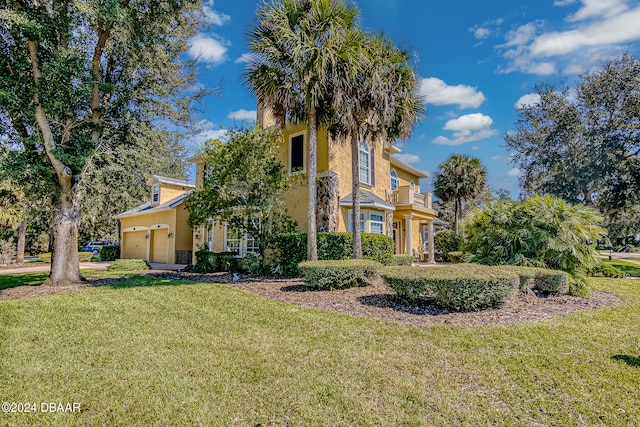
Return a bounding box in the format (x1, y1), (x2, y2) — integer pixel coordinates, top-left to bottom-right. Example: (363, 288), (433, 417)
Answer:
(244, 0), (358, 261)
(329, 33), (423, 258)
(433, 154), (487, 235)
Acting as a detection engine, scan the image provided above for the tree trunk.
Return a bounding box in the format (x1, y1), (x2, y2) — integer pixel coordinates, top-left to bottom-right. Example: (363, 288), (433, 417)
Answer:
(454, 197), (461, 235)
(351, 132), (362, 259)
(16, 218), (27, 264)
(307, 108), (318, 261)
(45, 196), (83, 286)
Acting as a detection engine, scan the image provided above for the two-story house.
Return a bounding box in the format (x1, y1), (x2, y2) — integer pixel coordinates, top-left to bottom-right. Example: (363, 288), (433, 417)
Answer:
(190, 109), (438, 262)
(115, 175), (195, 264)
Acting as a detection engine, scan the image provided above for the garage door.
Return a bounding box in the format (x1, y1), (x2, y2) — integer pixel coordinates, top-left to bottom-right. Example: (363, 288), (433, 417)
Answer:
(122, 230), (147, 260)
(150, 229), (169, 263)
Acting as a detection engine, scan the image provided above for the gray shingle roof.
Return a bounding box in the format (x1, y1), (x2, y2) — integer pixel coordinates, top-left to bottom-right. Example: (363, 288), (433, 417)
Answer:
(339, 189), (395, 211)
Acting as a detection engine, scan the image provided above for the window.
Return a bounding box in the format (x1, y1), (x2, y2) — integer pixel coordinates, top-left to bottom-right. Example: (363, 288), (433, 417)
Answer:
(370, 213), (384, 234)
(409, 180), (415, 190)
(390, 169), (399, 191)
(348, 212), (365, 233)
(359, 141), (371, 184)
(224, 226), (259, 257)
(289, 132), (305, 174)
(152, 184), (160, 203)
(205, 222), (214, 251)
(348, 210), (385, 234)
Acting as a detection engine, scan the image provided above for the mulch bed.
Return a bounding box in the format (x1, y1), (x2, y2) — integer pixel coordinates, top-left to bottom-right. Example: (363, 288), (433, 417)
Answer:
(0, 270), (625, 326)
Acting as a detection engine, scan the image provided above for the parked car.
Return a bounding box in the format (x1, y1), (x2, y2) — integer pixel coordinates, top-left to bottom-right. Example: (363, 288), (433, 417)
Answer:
(80, 240), (118, 256)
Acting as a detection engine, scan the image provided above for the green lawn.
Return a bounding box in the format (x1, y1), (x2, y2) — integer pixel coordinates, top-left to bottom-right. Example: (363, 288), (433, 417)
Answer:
(1, 275), (639, 426)
(603, 259), (640, 277)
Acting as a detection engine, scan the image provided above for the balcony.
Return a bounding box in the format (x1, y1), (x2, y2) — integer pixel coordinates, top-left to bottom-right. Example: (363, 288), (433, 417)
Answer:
(393, 185), (433, 210)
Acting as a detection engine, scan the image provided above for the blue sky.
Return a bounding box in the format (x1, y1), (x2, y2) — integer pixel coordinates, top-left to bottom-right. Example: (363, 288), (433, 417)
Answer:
(185, 0), (640, 197)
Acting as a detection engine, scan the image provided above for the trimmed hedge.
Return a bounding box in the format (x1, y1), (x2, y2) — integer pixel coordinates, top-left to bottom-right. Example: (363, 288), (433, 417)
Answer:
(99, 245), (120, 261)
(496, 265), (570, 293)
(107, 259), (150, 271)
(193, 246), (237, 273)
(391, 255), (414, 266)
(588, 262), (625, 278)
(273, 232), (396, 277)
(298, 259), (382, 290)
(434, 229), (461, 262)
(381, 264), (520, 311)
(39, 252), (94, 263)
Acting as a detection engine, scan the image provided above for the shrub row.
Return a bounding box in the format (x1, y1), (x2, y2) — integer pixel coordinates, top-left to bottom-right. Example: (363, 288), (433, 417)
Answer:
(381, 264), (521, 311)
(298, 259), (382, 290)
(99, 245), (120, 261)
(107, 259), (150, 271)
(273, 232), (395, 277)
(587, 262), (625, 278)
(38, 252), (94, 263)
(390, 255), (414, 266)
(192, 246), (236, 272)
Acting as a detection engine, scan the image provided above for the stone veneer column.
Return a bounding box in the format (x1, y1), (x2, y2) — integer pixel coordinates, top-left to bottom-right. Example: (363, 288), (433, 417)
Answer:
(385, 190), (394, 236)
(316, 172), (340, 232)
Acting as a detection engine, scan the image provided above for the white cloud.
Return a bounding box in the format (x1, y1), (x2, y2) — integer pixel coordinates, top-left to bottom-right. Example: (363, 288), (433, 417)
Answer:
(515, 93), (541, 109)
(227, 109), (256, 121)
(234, 52), (257, 64)
(432, 113), (498, 146)
(471, 146), (480, 151)
(189, 120), (228, 148)
(188, 34), (228, 65)
(395, 153), (421, 165)
(469, 18), (504, 41)
(491, 155), (503, 160)
(203, 1), (230, 26)
(419, 77), (486, 109)
(496, 2), (640, 76)
(508, 168), (523, 177)
(474, 28), (491, 40)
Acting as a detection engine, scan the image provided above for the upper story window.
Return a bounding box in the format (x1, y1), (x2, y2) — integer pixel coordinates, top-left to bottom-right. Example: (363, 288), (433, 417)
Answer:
(359, 141), (372, 185)
(289, 132), (305, 175)
(409, 180), (415, 190)
(152, 184), (160, 203)
(390, 169), (399, 191)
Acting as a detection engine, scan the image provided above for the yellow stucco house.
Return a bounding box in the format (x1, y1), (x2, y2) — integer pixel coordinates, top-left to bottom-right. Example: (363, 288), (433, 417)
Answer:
(190, 109), (438, 262)
(115, 175), (195, 264)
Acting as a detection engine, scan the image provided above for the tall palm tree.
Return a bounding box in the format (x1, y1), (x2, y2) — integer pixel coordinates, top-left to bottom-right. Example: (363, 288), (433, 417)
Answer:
(244, 0), (358, 261)
(329, 33), (424, 258)
(433, 154), (487, 235)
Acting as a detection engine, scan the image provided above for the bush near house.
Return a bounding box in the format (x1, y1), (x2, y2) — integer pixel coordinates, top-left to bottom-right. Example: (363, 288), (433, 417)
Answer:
(381, 264), (520, 311)
(107, 259), (150, 271)
(434, 229), (461, 262)
(99, 245), (120, 261)
(192, 246), (237, 273)
(273, 232), (396, 277)
(298, 259), (382, 290)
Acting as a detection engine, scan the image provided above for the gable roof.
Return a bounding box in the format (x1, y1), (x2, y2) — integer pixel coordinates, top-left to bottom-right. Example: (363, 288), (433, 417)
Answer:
(147, 175), (195, 188)
(114, 191), (192, 219)
(389, 156), (428, 179)
(339, 189), (395, 211)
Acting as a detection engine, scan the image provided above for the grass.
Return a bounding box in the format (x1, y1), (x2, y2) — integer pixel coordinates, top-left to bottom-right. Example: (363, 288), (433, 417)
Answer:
(1, 275), (639, 426)
(603, 259), (640, 277)
(0, 269), (138, 291)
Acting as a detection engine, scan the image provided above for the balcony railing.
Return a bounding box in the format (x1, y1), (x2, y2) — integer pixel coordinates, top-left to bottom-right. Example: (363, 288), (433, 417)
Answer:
(393, 185), (433, 209)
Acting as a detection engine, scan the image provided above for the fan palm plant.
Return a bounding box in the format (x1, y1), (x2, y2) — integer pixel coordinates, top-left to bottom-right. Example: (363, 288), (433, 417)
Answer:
(244, 0), (358, 261)
(328, 33), (423, 258)
(433, 154), (487, 235)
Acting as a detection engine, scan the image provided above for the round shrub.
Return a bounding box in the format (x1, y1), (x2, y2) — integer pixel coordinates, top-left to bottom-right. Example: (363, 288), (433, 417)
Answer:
(381, 264), (520, 311)
(298, 259), (382, 290)
(391, 255), (414, 266)
(99, 245), (120, 261)
(496, 265), (570, 293)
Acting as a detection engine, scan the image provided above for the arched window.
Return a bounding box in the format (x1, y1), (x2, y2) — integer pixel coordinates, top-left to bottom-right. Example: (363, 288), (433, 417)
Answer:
(390, 169), (399, 191)
(359, 141), (371, 184)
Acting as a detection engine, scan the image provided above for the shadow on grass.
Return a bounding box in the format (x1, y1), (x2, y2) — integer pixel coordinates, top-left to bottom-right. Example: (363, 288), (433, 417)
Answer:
(612, 354), (640, 368)
(358, 294), (453, 316)
(92, 273), (197, 289)
(0, 272), (50, 291)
